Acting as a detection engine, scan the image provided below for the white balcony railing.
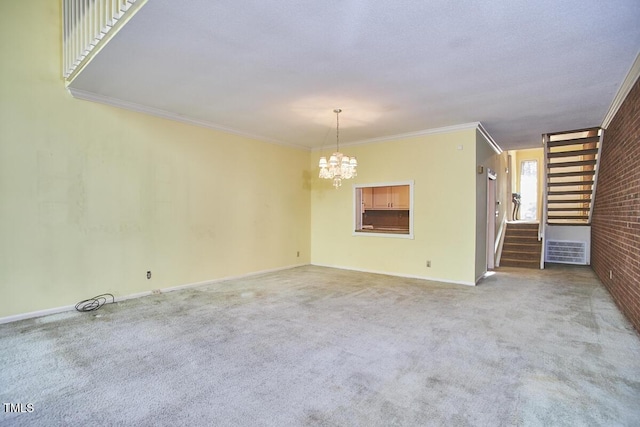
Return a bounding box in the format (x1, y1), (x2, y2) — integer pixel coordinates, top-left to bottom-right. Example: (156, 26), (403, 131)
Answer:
(62, 0), (145, 80)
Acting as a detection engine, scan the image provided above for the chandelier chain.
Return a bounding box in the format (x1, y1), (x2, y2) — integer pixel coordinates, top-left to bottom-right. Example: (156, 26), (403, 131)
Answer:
(336, 110), (340, 152)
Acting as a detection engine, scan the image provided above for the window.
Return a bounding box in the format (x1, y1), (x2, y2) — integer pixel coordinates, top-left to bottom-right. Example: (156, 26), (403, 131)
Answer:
(520, 160), (537, 220)
(354, 181), (414, 239)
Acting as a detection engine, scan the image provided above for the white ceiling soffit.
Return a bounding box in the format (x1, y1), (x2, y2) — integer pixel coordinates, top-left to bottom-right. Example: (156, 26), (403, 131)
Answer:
(67, 0), (640, 151)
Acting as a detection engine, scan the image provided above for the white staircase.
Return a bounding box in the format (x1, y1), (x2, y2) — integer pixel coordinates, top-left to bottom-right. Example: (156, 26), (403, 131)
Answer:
(539, 127), (603, 266)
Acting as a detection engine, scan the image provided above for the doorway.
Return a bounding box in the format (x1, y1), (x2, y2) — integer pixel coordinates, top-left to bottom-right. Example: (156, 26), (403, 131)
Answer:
(520, 160), (538, 220)
(487, 170), (497, 270)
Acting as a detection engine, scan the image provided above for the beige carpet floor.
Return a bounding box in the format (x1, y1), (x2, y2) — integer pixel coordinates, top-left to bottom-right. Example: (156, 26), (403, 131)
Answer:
(1, 264), (639, 426)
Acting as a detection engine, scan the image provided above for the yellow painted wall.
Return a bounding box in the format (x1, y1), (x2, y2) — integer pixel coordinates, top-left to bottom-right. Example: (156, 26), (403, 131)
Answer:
(0, 1), (310, 318)
(310, 129), (479, 285)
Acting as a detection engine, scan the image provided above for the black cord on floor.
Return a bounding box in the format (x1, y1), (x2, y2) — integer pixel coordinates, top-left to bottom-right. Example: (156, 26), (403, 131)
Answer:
(75, 293), (115, 312)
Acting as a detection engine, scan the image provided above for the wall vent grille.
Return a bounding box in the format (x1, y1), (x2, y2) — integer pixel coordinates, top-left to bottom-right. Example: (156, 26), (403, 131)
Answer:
(545, 240), (587, 265)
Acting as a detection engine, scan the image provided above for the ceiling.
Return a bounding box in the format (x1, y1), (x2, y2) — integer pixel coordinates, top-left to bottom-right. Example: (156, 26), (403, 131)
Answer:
(68, 0), (640, 151)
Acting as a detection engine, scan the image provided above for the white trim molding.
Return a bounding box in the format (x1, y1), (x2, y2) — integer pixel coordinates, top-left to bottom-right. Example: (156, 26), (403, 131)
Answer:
(345, 122), (482, 147)
(602, 52), (640, 129)
(314, 122), (486, 151)
(67, 88), (311, 151)
(352, 180), (415, 240)
(311, 263), (476, 287)
(69, 87), (504, 155)
(476, 122), (503, 154)
(0, 304), (79, 325)
(0, 264), (308, 325)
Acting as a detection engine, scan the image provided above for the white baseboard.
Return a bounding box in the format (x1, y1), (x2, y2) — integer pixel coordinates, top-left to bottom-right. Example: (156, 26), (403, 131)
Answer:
(310, 263), (476, 287)
(0, 263), (309, 325)
(0, 304), (78, 325)
(152, 263), (309, 294)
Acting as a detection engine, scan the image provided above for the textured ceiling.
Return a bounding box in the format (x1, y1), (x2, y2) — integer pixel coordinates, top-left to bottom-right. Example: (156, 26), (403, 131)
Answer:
(68, 0), (640, 151)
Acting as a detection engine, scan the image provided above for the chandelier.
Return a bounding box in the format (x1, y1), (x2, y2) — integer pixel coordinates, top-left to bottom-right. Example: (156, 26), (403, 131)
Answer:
(318, 109), (357, 188)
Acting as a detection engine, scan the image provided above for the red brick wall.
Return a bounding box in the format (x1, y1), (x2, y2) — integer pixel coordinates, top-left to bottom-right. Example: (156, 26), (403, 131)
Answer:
(591, 77), (640, 333)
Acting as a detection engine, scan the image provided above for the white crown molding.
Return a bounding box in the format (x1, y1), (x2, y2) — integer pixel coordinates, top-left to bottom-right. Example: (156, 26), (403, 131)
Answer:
(326, 122), (483, 151)
(476, 122), (503, 154)
(67, 87), (311, 151)
(68, 87), (503, 154)
(311, 121), (503, 153)
(602, 52), (640, 129)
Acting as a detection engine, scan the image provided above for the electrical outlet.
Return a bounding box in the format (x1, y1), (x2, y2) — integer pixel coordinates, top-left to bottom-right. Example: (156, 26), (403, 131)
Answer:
(147, 271), (152, 279)
(426, 260), (431, 268)
(297, 251), (300, 257)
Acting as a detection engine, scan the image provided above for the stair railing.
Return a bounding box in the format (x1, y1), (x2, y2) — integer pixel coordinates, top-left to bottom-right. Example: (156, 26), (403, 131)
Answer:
(495, 213), (507, 267)
(539, 133), (550, 269)
(588, 129), (605, 223)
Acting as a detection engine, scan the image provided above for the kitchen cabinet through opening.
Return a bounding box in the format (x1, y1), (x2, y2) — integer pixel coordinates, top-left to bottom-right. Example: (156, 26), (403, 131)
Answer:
(354, 182), (414, 239)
